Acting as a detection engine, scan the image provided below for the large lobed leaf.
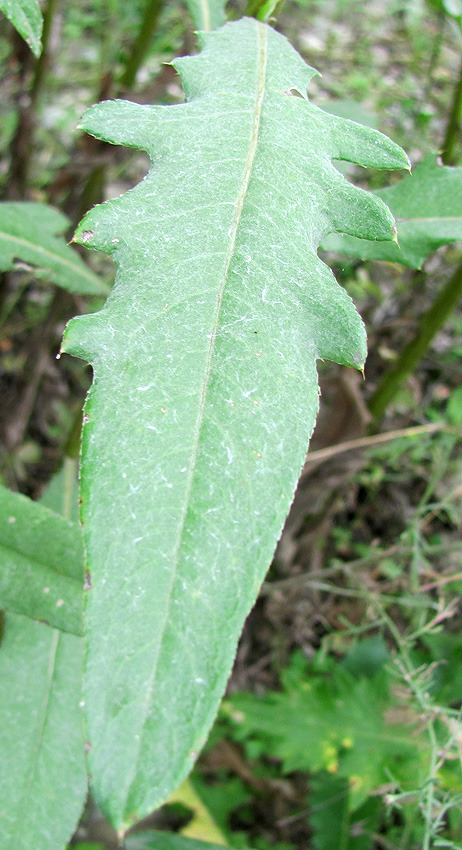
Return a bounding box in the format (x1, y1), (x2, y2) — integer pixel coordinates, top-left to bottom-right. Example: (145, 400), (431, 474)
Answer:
(0, 203), (108, 295)
(62, 17), (408, 831)
(322, 155), (462, 268)
(0, 0), (42, 56)
(0, 484), (83, 635)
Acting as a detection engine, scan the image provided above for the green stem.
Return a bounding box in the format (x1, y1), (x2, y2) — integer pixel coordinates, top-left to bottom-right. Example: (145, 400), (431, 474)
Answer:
(30, 0), (60, 106)
(441, 48), (462, 165)
(368, 260), (462, 422)
(245, 0), (287, 23)
(119, 0), (165, 90)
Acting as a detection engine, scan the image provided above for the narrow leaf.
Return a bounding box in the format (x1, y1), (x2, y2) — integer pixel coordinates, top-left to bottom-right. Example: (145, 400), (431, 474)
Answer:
(0, 466), (87, 850)
(0, 0), (43, 56)
(184, 0), (227, 30)
(322, 155), (462, 268)
(0, 203), (108, 295)
(0, 485), (83, 636)
(62, 17), (408, 830)
(0, 615), (86, 850)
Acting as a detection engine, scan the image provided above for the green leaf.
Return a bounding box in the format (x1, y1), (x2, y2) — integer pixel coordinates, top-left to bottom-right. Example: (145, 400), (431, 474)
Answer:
(126, 832), (234, 850)
(0, 615), (86, 850)
(0, 467), (86, 850)
(0, 484), (83, 636)
(0, 0), (43, 56)
(184, 0), (227, 30)
(0, 203), (108, 295)
(62, 17), (408, 831)
(322, 156), (462, 268)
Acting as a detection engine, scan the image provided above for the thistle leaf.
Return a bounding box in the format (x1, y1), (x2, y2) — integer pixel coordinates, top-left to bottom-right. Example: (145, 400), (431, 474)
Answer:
(62, 17), (408, 830)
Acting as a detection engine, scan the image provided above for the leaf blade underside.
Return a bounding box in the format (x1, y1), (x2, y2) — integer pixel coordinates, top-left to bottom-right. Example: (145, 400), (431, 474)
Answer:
(62, 18), (408, 831)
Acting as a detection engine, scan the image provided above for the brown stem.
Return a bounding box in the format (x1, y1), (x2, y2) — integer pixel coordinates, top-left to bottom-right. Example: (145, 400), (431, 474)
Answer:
(6, 0), (60, 199)
(441, 49), (462, 166)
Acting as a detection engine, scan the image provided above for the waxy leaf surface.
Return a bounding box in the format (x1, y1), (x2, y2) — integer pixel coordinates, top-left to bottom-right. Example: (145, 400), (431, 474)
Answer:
(322, 156), (462, 268)
(0, 203), (108, 294)
(0, 0), (42, 56)
(0, 485), (83, 635)
(62, 17), (408, 830)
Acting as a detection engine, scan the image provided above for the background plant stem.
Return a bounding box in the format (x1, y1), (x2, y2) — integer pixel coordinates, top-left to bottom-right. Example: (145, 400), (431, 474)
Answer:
(119, 0), (165, 90)
(367, 260), (462, 421)
(441, 48), (462, 165)
(7, 0), (60, 198)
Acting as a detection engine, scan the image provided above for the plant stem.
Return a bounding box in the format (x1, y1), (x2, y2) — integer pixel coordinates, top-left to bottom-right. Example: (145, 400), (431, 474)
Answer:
(368, 260), (462, 422)
(30, 0), (59, 106)
(441, 49), (462, 165)
(245, 0), (287, 23)
(6, 0), (60, 198)
(119, 0), (165, 90)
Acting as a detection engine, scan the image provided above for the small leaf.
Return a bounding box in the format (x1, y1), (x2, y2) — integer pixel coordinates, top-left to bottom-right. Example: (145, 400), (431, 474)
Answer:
(0, 202), (108, 295)
(62, 17), (408, 830)
(322, 155), (462, 268)
(0, 484), (83, 636)
(184, 0), (227, 31)
(0, 0), (43, 56)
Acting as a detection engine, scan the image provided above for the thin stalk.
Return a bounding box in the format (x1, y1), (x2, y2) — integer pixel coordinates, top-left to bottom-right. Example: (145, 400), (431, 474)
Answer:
(441, 48), (462, 165)
(368, 260), (462, 422)
(245, 0), (287, 23)
(30, 0), (60, 106)
(119, 0), (165, 90)
(7, 0), (60, 198)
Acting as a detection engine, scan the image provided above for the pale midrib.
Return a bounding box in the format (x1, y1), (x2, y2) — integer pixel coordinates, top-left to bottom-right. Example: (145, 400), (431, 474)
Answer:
(0, 538), (82, 586)
(200, 0), (211, 30)
(0, 231), (108, 291)
(8, 629), (60, 850)
(123, 21), (268, 819)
